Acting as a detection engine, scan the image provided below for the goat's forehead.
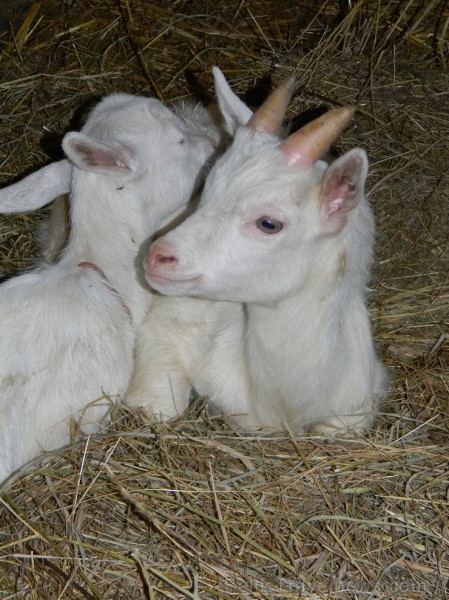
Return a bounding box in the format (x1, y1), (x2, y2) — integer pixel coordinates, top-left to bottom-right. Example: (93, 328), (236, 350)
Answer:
(201, 141), (326, 217)
(84, 94), (174, 130)
(203, 135), (291, 204)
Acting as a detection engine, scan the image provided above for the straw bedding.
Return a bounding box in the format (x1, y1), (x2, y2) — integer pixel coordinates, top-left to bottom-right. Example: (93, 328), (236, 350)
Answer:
(0, 1), (448, 598)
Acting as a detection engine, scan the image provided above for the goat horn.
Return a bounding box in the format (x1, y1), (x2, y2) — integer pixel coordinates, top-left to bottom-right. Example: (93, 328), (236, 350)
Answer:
(247, 75), (296, 135)
(280, 105), (356, 168)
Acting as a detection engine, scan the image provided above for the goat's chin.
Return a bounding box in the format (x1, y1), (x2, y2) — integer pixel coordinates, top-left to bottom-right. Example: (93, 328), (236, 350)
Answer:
(147, 273), (202, 296)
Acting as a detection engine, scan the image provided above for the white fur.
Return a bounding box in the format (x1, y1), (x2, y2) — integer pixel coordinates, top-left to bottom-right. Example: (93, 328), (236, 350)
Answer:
(36, 101), (223, 263)
(127, 70), (388, 435)
(0, 93), (218, 482)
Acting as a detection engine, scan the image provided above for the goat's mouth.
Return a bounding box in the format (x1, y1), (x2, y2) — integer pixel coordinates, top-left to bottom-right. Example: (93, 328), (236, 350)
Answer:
(147, 272), (202, 289)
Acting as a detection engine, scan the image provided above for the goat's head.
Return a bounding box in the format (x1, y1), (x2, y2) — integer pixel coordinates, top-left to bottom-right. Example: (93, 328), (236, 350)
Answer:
(145, 72), (370, 304)
(0, 94), (219, 227)
(132, 72), (372, 303)
(64, 94), (219, 220)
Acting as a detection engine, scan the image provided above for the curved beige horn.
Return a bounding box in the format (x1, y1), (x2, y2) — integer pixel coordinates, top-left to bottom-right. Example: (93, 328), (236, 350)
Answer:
(280, 105), (356, 169)
(247, 75), (296, 135)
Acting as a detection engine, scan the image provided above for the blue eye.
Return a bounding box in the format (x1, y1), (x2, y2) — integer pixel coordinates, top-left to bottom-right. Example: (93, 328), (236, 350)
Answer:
(256, 216), (283, 234)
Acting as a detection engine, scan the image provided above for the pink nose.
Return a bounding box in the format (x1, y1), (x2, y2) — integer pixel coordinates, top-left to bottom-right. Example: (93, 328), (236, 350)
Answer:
(145, 241), (178, 276)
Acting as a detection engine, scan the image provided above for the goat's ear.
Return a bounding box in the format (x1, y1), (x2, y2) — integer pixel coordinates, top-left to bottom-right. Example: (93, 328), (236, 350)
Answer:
(213, 66), (253, 135)
(319, 148), (368, 234)
(62, 132), (135, 175)
(0, 160), (71, 213)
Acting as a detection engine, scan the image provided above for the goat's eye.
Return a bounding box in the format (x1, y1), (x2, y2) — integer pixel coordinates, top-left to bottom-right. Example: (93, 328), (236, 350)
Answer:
(256, 216), (283, 234)
(178, 137), (186, 145)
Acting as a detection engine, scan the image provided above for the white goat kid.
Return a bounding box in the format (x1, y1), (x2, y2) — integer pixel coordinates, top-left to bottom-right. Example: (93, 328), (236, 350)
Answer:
(0, 93), (217, 482)
(130, 70), (388, 435)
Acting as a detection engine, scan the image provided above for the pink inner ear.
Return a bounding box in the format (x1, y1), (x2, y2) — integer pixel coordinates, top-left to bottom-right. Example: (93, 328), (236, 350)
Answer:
(74, 141), (131, 171)
(91, 147), (131, 170)
(326, 183), (350, 215)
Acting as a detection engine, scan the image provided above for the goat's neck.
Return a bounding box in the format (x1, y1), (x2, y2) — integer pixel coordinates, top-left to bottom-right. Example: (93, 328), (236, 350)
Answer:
(244, 254), (354, 397)
(244, 218), (371, 367)
(60, 174), (152, 325)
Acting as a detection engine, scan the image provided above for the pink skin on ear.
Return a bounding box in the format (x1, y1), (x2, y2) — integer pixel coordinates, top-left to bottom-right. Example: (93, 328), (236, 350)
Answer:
(63, 132), (135, 174)
(320, 160), (362, 235)
(326, 183), (352, 215)
(72, 141), (133, 171)
(321, 186), (351, 234)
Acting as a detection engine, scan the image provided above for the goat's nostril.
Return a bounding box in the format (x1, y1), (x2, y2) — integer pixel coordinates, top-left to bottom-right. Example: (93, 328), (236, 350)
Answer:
(147, 244), (178, 272)
(157, 254), (177, 264)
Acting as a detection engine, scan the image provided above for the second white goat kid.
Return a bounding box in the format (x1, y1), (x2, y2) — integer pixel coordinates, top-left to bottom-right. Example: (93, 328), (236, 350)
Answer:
(131, 70), (388, 435)
(0, 93), (217, 482)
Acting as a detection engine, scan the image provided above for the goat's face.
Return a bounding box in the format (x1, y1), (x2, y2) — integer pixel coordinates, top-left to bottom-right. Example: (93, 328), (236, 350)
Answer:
(145, 123), (369, 305)
(144, 75), (366, 305)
